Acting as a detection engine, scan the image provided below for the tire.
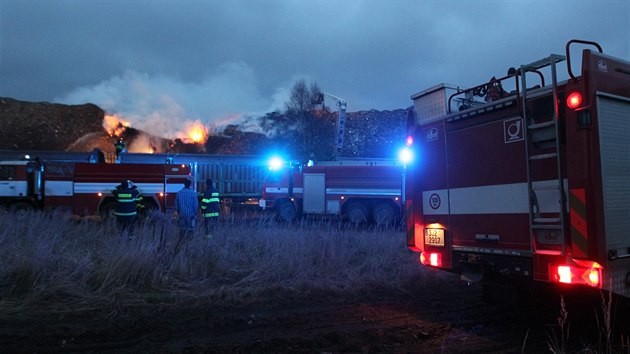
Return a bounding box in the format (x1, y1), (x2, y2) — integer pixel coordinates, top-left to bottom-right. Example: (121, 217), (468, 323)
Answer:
(372, 202), (396, 226)
(277, 202), (297, 222)
(345, 202), (368, 224)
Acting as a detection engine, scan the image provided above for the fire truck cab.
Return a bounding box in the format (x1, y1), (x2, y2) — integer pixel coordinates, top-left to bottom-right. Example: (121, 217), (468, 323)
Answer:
(260, 158), (404, 225)
(0, 159), (44, 211)
(406, 40), (630, 297)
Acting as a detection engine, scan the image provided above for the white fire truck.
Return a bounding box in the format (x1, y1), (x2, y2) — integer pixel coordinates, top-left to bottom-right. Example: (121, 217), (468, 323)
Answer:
(259, 158), (404, 225)
(0, 159), (192, 216)
(406, 40), (630, 297)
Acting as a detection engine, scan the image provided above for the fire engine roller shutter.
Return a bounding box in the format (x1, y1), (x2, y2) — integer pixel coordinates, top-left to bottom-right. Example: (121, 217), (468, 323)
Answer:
(303, 173), (326, 214)
(597, 93), (630, 298)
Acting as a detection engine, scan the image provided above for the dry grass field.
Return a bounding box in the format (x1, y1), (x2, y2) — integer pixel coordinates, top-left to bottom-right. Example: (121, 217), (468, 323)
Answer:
(0, 210), (627, 353)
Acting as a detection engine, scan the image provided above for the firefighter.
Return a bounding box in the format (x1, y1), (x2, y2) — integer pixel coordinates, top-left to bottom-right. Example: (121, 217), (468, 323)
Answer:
(114, 138), (126, 158)
(200, 178), (220, 237)
(111, 179), (142, 238)
(175, 179), (198, 238)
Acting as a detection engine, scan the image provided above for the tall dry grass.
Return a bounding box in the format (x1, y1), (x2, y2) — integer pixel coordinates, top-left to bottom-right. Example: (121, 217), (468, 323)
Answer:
(0, 210), (436, 314)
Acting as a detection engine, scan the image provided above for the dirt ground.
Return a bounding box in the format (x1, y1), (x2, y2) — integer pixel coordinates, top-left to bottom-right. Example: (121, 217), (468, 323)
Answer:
(5, 274), (622, 354)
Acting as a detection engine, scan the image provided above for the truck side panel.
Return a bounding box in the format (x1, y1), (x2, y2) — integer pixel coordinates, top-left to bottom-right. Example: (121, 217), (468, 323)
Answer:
(597, 95), (630, 297)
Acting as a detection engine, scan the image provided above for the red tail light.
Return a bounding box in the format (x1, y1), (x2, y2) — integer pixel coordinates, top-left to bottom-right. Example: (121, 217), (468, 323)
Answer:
(420, 252), (442, 267)
(566, 92), (583, 109)
(406, 135), (414, 147)
(550, 261), (602, 288)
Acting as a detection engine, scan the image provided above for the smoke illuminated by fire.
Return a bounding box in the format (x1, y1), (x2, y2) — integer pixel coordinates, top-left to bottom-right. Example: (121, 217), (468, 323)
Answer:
(103, 114), (130, 137)
(179, 119), (208, 144)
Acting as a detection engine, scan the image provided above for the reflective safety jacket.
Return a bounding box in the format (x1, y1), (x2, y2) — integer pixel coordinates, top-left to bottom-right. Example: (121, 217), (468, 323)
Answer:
(111, 184), (142, 216)
(201, 187), (220, 218)
(115, 141), (126, 152)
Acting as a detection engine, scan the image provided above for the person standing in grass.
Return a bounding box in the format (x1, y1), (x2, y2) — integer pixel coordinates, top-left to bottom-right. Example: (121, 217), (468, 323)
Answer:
(200, 178), (220, 237)
(175, 179), (199, 238)
(111, 179), (142, 238)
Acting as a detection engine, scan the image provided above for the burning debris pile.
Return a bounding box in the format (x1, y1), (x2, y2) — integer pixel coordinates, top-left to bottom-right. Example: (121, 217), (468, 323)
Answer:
(1, 96), (408, 158)
(0, 97), (209, 154)
(102, 115), (209, 154)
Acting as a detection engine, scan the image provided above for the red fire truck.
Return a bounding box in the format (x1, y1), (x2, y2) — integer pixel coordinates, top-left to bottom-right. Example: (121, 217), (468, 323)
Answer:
(259, 158), (404, 225)
(406, 40), (630, 298)
(0, 158), (192, 216)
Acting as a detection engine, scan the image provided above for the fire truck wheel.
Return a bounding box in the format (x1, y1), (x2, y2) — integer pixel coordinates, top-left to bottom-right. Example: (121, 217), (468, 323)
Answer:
(277, 202), (297, 222)
(346, 203), (368, 224)
(372, 203), (396, 225)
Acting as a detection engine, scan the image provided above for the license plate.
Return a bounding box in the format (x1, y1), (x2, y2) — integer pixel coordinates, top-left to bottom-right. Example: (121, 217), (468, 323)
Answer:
(424, 228), (444, 247)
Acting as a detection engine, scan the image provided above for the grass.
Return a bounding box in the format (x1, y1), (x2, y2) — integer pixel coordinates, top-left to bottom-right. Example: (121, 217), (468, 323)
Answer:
(544, 292), (630, 354)
(0, 209), (433, 314)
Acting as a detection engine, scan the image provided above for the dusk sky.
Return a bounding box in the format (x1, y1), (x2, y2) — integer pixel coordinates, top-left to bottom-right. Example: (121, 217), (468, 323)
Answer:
(1, 1), (628, 136)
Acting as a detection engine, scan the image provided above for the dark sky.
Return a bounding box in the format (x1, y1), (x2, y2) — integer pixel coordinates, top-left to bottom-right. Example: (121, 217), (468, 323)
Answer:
(1, 1), (628, 136)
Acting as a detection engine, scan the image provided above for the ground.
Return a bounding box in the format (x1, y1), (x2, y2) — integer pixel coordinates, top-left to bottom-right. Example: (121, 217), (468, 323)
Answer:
(4, 276), (612, 354)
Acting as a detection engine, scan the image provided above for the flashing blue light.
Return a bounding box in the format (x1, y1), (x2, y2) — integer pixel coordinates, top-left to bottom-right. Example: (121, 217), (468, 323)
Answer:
(398, 147), (414, 165)
(268, 156), (285, 171)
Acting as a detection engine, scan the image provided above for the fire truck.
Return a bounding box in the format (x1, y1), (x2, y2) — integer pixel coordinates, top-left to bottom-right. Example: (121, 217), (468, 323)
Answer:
(0, 158), (192, 216)
(259, 158), (404, 225)
(405, 39), (630, 297)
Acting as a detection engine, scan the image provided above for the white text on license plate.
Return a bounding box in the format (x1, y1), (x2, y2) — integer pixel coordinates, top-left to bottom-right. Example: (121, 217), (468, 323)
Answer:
(424, 228), (444, 247)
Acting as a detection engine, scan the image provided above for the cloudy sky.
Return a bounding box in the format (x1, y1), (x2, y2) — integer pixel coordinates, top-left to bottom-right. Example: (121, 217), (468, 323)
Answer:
(1, 1), (628, 136)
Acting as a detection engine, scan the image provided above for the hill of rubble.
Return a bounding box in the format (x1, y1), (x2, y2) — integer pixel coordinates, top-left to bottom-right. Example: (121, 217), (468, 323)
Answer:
(0, 97), (408, 158)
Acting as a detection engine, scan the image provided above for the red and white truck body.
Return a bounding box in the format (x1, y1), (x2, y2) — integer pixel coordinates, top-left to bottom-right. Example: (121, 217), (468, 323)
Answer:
(0, 159), (192, 216)
(406, 40), (630, 297)
(259, 159), (404, 224)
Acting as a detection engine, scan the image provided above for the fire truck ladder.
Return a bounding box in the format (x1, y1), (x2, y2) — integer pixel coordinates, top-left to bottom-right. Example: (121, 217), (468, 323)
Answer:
(520, 54), (567, 256)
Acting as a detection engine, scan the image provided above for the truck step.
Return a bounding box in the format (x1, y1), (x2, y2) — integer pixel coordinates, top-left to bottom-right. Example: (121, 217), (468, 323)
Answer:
(533, 217), (562, 223)
(531, 224), (563, 230)
(529, 152), (558, 160)
(532, 184), (560, 191)
(529, 120), (556, 129)
(534, 249), (563, 256)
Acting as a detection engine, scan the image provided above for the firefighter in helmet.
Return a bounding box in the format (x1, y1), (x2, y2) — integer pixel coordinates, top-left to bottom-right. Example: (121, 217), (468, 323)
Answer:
(111, 179), (142, 238)
(114, 138), (126, 158)
(200, 178), (220, 237)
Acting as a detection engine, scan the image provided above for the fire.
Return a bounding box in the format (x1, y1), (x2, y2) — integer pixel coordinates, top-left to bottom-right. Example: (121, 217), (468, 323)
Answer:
(181, 120), (208, 144)
(103, 114), (131, 137)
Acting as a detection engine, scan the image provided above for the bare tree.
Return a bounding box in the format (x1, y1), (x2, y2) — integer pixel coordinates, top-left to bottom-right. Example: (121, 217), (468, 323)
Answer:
(286, 79), (321, 159)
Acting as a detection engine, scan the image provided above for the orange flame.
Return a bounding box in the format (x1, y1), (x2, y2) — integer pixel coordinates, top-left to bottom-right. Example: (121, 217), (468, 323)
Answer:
(181, 120), (208, 144)
(103, 114), (131, 137)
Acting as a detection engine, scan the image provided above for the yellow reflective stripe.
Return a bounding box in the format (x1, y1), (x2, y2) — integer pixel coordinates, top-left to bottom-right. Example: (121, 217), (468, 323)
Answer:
(202, 198), (212, 203)
(115, 211), (137, 216)
(211, 193), (219, 197)
(117, 199), (136, 202)
(118, 193), (132, 198)
(208, 198), (219, 203)
(204, 212), (219, 217)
